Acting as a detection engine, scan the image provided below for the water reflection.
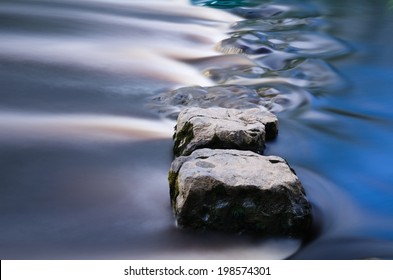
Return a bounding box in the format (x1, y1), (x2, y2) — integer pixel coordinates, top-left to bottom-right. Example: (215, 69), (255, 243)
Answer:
(151, 0), (351, 118)
(0, 112), (174, 142)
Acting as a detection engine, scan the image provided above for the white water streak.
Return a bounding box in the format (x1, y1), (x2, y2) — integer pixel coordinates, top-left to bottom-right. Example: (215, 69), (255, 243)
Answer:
(0, 0), (240, 87)
(0, 112), (175, 142)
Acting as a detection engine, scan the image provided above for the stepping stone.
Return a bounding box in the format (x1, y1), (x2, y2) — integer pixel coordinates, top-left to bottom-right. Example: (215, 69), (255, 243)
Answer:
(168, 148), (312, 237)
(173, 107), (278, 157)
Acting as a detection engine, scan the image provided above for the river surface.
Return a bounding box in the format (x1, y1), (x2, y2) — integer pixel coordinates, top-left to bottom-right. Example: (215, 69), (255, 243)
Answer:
(1, 0), (393, 259)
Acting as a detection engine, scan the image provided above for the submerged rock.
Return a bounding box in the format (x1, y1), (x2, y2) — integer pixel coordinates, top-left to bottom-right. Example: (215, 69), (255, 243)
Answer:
(149, 85), (273, 119)
(149, 84), (313, 119)
(173, 107), (278, 157)
(169, 148), (312, 237)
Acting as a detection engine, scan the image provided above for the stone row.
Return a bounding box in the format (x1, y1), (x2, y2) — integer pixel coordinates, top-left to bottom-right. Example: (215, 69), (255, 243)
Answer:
(168, 107), (312, 237)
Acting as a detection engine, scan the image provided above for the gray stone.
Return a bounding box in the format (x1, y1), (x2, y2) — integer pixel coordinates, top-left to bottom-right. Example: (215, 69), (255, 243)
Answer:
(169, 148), (312, 237)
(173, 107), (278, 157)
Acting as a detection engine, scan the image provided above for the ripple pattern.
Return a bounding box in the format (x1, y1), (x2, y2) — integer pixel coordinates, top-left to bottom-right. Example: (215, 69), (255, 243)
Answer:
(150, 1), (352, 119)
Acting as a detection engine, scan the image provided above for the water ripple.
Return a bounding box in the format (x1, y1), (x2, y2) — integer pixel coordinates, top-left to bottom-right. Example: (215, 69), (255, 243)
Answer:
(219, 30), (351, 58)
(149, 83), (311, 118)
(151, 1), (352, 118)
(231, 17), (327, 32)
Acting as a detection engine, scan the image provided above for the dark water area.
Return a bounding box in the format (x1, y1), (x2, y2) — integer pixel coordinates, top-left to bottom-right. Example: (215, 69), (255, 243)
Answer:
(1, 0), (393, 259)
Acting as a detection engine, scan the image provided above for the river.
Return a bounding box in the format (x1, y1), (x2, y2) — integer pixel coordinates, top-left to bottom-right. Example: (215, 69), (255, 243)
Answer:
(0, 0), (392, 259)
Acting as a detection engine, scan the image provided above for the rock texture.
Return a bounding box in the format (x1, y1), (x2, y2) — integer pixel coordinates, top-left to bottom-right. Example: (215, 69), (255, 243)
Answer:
(173, 107), (278, 157)
(169, 148), (312, 237)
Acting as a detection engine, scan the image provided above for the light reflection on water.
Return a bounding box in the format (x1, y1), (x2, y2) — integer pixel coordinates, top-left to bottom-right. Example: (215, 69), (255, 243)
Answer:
(0, 112), (174, 142)
(1, 0), (393, 259)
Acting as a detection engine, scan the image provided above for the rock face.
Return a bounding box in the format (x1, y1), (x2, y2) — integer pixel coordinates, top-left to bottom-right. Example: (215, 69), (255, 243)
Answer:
(169, 148), (312, 237)
(173, 107), (278, 157)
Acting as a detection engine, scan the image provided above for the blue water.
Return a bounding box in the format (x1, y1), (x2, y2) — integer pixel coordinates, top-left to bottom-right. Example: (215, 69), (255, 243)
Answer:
(1, 0), (393, 259)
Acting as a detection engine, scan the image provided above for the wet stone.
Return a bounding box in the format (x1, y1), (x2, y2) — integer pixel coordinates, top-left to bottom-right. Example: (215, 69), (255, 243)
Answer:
(173, 107), (278, 157)
(169, 148), (312, 237)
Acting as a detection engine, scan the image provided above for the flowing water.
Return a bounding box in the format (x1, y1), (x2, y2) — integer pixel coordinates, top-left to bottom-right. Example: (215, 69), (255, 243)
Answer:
(0, 0), (393, 259)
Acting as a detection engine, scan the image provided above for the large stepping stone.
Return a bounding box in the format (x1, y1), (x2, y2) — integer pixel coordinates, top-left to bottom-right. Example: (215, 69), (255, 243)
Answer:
(169, 148), (312, 237)
(173, 107), (278, 157)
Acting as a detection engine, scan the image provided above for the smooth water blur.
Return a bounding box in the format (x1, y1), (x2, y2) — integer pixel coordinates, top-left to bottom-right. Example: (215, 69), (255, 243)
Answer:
(1, 0), (393, 259)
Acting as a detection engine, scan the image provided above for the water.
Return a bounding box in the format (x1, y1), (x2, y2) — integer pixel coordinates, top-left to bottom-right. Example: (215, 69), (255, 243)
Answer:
(0, 0), (393, 259)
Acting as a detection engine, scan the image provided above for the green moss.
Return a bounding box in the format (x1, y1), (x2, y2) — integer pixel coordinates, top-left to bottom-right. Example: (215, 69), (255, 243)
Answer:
(173, 122), (194, 157)
(172, 124), (177, 140)
(168, 171), (179, 207)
